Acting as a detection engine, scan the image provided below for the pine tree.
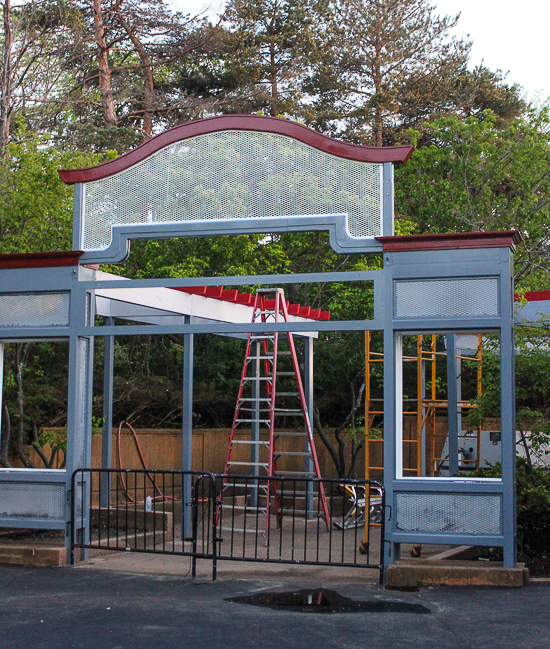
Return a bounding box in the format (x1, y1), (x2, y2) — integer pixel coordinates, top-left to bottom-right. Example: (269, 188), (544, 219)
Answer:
(310, 0), (471, 145)
(217, 0), (326, 118)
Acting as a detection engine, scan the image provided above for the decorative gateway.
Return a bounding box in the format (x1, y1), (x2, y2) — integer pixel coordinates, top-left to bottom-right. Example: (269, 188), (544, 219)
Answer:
(0, 115), (518, 579)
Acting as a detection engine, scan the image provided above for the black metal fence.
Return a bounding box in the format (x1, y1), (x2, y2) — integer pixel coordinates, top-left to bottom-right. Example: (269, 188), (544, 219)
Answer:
(71, 468), (216, 578)
(71, 469), (385, 582)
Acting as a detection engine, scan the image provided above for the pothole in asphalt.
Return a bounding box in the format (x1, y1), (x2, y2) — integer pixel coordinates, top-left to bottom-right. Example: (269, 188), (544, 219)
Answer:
(225, 589), (430, 614)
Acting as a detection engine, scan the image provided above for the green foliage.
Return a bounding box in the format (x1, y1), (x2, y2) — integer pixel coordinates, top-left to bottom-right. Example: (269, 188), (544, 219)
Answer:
(216, 0), (326, 118)
(473, 459), (550, 557)
(0, 130), (106, 253)
(395, 109), (550, 285)
(35, 428), (67, 469)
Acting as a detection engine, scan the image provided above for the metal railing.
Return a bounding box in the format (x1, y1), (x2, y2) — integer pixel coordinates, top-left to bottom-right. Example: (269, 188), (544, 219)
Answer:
(70, 469), (216, 578)
(71, 469), (385, 582)
(216, 475), (384, 582)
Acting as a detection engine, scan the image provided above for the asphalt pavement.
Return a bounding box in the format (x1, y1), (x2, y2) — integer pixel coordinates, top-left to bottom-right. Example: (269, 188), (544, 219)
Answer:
(1, 563), (549, 649)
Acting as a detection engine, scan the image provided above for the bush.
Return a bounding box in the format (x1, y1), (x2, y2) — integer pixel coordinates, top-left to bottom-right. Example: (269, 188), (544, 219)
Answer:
(472, 458), (550, 557)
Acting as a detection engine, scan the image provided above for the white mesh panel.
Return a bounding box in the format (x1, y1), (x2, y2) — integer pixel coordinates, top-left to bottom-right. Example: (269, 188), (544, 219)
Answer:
(0, 292), (70, 327)
(395, 492), (501, 534)
(82, 131), (382, 250)
(0, 481), (65, 519)
(394, 278), (499, 318)
(75, 338), (89, 469)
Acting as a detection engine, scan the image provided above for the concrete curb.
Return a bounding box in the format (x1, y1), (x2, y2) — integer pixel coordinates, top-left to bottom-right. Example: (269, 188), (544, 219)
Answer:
(0, 543), (67, 567)
(386, 559), (528, 588)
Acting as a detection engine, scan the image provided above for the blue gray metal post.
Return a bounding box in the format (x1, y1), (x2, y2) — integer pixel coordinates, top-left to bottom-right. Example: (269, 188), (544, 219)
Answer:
(446, 334), (459, 476)
(182, 315), (194, 539)
(304, 337), (314, 518)
(100, 317), (114, 508)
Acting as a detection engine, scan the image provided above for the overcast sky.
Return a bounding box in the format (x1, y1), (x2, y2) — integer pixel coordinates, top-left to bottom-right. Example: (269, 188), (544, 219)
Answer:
(170, 0), (550, 101)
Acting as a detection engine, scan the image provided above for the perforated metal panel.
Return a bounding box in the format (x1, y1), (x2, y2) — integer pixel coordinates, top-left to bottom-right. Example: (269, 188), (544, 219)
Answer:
(74, 338), (89, 469)
(394, 278), (499, 319)
(82, 130), (382, 250)
(0, 292), (70, 327)
(0, 481), (65, 519)
(395, 492), (501, 534)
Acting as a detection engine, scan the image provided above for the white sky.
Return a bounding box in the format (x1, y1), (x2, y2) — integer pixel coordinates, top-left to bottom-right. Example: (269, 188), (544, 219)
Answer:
(171, 0), (550, 101)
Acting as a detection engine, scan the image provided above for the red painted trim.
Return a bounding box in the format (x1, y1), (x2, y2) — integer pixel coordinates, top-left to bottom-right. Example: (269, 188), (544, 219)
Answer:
(172, 285), (329, 320)
(0, 250), (83, 269)
(221, 289), (239, 302)
(377, 230), (521, 252)
(58, 115), (414, 184)
(515, 290), (550, 302)
(205, 287), (223, 299)
(288, 304), (300, 316)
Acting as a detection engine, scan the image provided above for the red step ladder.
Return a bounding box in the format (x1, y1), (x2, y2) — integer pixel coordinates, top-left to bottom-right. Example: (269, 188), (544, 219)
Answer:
(218, 288), (330, 541)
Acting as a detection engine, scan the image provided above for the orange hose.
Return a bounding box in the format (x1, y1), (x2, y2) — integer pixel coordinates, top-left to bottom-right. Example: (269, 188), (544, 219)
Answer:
(116, 421), (172, 503)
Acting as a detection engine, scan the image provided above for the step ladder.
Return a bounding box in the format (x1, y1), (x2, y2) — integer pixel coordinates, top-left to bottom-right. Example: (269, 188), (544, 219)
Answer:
(217, 288), (330, 541)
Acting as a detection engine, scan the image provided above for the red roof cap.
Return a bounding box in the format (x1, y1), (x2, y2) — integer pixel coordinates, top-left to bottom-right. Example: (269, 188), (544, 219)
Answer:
(377, 231), (521, 252)
(59, 115), (414, 185)
(0, 251), (83, 269)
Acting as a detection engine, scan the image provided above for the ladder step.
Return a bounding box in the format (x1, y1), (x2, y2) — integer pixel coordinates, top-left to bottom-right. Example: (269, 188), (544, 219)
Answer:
(274, 409), (304, 415)
(242, 377), (273, 382)
(274, 471), (316, 477)
(219, 527), (263, 533)
(275, 392), (299, 396)
(238, 397), (271, 402)
(274, 451), (312, 457)
(275, 431), (309, 437)
(230, 440), (269, 445)
(267, 372), (294, 376)
(235, 419), (271, 423)
(223, 475), (267, 491)
(276, 490), (318, 496)
(220, 504), (267, 512)
(237, 407), (272, 412)
(246, 356), (274, 361)
(250, 335), (274, 340)
(227, 462), (269, 467)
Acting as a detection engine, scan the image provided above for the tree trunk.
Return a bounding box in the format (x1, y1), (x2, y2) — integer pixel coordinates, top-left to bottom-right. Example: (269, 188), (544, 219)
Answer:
(373, 2), (383, 146)
(519, 428), (533, 474)
(269, 40), (278, 117)
(0, 0), (13, 154)
(116, 10), (154, 138)
(30, 420), (50, 468)
(93, 0), (117, 128)
(0, 403), (12, 467)
(15, 343), (32, 467)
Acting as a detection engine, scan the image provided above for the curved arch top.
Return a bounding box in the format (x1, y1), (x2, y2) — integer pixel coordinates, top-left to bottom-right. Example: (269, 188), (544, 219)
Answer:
(58, 115), (414, 184)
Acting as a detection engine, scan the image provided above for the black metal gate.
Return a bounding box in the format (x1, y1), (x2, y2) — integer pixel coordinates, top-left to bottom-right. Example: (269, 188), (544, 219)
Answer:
(71, 469), (385, 582)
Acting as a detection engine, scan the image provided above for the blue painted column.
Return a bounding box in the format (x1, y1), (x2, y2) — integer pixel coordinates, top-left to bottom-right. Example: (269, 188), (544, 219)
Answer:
(446, 334), (459, 476)
(182, 316), (194, 540)
(304, 337), (314, 517)
(250, 340), (260, 508)
(100, 318), (114, 508)
(0, 342), (4, 455)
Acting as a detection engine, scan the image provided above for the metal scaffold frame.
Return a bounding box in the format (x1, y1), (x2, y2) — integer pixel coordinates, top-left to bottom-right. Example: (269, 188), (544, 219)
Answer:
(365, 333), (485, 480)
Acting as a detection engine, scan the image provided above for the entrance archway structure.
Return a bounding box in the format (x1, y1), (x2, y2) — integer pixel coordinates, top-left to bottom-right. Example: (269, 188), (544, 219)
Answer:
(0, 115), (518, 573)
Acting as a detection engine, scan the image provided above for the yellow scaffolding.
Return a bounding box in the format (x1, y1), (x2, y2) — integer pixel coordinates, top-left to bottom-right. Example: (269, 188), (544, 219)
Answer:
(364, 333), (483, 480)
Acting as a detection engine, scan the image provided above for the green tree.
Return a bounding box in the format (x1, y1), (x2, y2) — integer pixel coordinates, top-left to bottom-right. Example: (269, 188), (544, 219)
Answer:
(310, 0), (471, 145)
(396, 109), (550, 286)
(195, 0), (326, 119)
(0, 129), (103, 253)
